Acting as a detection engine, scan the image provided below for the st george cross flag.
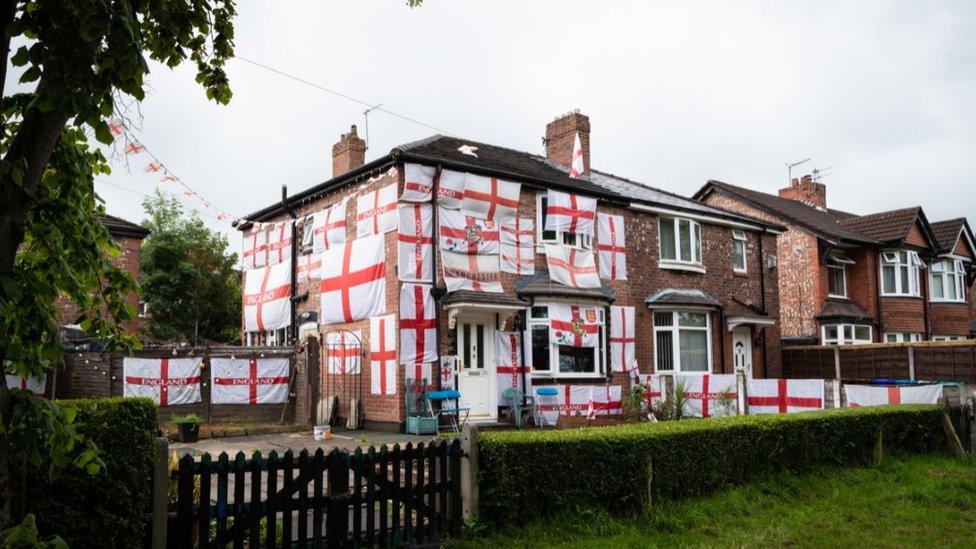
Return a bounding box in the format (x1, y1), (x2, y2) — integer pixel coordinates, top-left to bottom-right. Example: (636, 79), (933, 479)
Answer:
(549, 303), (600, 348)
(5, 374), (46, 396)
(436, 169), (465, 209)
(397, 204), (434, 282)
(242, 226), (267, 270)
(441, 250), (502, 292)
(597, 213), (627, 280)
(243, 261), (292, 332)
(461, 174), (520, 221)
(570, 132), (585, 178)
(545, 190), (596, 236)
(608, 306), (637, 374)
(438, 208), (499, 255)
(545, 245), (600, 288)
(678, 374), (737, 418)
(405, 362), (434, 392)
(399, 283), (437, 365)
(211, 358), (290, 405)
(439, 355), (458, 390)
(640, 374), (666, 412)
(500, 217), (535, 275)
(123, 357), (201, 406)
(370, 314), (397, 395)
(320, 234), (386, 324)
(296, 253), (322, 283)
(266, 222), (293, 266)
(312, 202), (347, 254)
(587, 385), (622, 418)
(747, 378), (824, 414)
(324, 330), (363, 374)
(495, 331), (531, 404)
(401, 163), (435, 202)
(356, 183), (398, 237)
(845, 384), (942, 407)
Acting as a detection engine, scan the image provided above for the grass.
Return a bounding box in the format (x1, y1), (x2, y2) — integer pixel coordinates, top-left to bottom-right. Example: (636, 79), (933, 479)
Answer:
(451, 454), (976, 548)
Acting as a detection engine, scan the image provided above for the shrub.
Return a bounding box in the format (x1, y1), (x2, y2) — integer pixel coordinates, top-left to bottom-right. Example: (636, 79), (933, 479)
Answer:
(478, 405), (947, 526)
(19, 397), (159, 548)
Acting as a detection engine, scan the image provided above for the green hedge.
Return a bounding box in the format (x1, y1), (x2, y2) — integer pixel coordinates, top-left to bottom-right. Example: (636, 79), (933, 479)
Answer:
(478, 405), (947, 526)
(22, 397), (159, 548)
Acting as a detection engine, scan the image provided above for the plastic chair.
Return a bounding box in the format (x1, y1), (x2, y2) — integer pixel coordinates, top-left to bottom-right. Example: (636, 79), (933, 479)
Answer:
(426, 389), (470, 432)
(502, 388), (536, 428)
(535, 386), (559, 427)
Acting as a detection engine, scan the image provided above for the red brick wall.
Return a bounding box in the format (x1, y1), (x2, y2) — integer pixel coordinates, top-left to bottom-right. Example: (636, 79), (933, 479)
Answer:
(880, 297), (926, 333)
(930, 302), (970, 337)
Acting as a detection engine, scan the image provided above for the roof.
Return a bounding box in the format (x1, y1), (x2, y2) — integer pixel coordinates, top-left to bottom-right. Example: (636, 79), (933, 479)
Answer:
(644, 288), (721, 308)
(930, 218), (966, 251)
(99, 214), (150, 239)
(694, 180), (876, 245)
(815, 300), (872, 321)
(442, 290), (527, 309)
(514, 272), (615, 302)
(839, 207), (937, 249)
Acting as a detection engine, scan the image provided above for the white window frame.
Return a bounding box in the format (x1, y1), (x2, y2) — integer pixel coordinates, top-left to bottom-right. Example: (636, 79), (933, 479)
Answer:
(535, 193), (593, 252)
(929, 258), (966, 303)
(827, 252), (854, 298)
(880, 250), (922, 297)
(298, 216), (314, 255)
(658, 217), (704, 272)
(527, 302), (606, 379)
(821, 324), (872, 345)
(652, 309), (713, 374)
(732, 230), (747, 273)
(883, 332), (922, 343)
(932, 335), (966, 342)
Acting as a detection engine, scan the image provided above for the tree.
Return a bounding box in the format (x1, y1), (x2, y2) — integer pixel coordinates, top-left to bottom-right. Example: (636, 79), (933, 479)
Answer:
(0, 0), (236, 532)
(141, 191), (241, 345)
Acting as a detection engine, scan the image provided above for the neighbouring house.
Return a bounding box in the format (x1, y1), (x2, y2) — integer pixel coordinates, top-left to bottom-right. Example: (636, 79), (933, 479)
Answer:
(237, 112), (784, 431)
(694, 176), (975, 345)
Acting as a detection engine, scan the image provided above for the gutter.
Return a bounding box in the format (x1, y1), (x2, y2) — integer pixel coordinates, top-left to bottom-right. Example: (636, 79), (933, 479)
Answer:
(630, 203), (783, 233)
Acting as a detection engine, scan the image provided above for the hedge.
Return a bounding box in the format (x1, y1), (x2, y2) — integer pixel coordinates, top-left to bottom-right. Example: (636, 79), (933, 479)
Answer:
(20, 397), (159, 548)
(478, 405), (947, 526)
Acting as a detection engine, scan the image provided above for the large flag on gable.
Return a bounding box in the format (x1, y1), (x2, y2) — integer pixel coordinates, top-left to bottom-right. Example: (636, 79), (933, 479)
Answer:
(397, 204), (433, 282)
(495, 331), (531, 404)
(500, 217), (535, 275)
(597, 213), (627, 280)
(401, 163), (435, 202)
(461, 174), (520, 221)
(438, 208), (499, 254)
(211, 358), (290, 405)
(549, 303), (600, 348)
(242, 226), (267, 270)
(312, 202), (347, 254)
(356, 183), (398, 237)
(545, 190), (596, 236)
(324, 330), (363, 374)
(266, 222), (293, 266)
(123, 357), (201, 406)
(608, 305), (637, 374)
(545, 245), (600, 288)
(320, 234), (386, 324)
(399, 283), (437, 365)
(442, 250), (502, 292)
(436, 169), (465, 209)
(747, 378), (824, 414)
(370, 314), (397, 395)
(845, 384), (942, 407)
(678, 374), (737, 418)
(243, 261), (292, 332)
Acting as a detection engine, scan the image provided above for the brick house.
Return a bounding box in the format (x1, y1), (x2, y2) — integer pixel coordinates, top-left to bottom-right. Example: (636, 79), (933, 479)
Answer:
(238, 112), (784, 430)
(694, 176), (975, 345)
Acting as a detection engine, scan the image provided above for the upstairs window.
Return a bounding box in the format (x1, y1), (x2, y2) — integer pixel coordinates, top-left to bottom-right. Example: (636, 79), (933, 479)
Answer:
(299, 217), (314, 255)
(827, 251), (854, 298)
(930, 259), (966, 302)
(732, 230), (747, 273)
(880, 251), (921, 297)
(537, 194), (593, 250)
(659, 217), (702, 267)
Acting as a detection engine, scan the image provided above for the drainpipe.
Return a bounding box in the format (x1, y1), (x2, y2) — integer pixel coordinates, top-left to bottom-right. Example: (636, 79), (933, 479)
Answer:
(758, 229), (769, 378)
(718, 305), (727, 374)
(874, 247), (884, 342)
(281, 185), (299, 343)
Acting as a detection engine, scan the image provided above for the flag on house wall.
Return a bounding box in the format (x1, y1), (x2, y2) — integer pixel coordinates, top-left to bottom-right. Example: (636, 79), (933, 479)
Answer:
(401, 163), (435, 202)
(397, 203), (434, 282)
(747, 378), (824, 414)
(312, 202), (347, 254)
(609, 306), (637, 374)
(211, 358), (290, 405)
(399, 283), (437, 365)
(356, 183), (398, 237)
(441, 250), (502, 292)
(678, 374), (737, 418)
(436, 169), (465, 209)
(549, 303), (600, 348)
(461, 174), (520, 221)
(545, 245), (600, 288)
(438, 208), (499, 254)
(370, 314), (397, 395)
(242, 226), (267, 270)
(545, 190), (596, 236)
(597, 213), (627, 280)
(320, 234), (386, 324)
(587, 385), (622, 418)
(324, 330), (363, 374)
(296, 253), (322, 283)
(845, 384), (942, 407)
(570, 132), (584, 178)
(405, 362), (434, 392)
(495, 331), (531, 405)
(265, 222), (293, 266)
(243, 261), (292, 332)
(500, 217), (535, 275)
(123, 357), (201, 406)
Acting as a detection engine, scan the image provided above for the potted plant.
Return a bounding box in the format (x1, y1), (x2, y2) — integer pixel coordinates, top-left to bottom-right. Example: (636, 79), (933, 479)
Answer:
(171, 414), (201, 443)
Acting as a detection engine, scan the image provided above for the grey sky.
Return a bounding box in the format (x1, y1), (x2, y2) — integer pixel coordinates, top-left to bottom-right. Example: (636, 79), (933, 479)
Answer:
(13, 1), (976, 241)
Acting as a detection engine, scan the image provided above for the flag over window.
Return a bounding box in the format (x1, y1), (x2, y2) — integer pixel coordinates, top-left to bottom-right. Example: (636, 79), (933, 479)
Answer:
(243, 261), (292, 333)
(500, 217), (535, 275)
(549, 303), (600, 348)
(370, 314), (397, 396)
(401, 163), (436, 202)
(312, 202), (347, 254)
(320, 234), (386, 324)
(211, 358), (290, 405)
(356, 183), (398, 237)
(495, 331), (532, 405)
(545, 245), (600, 288)
(397, 204), (434, 282)
(438, 207), (499, 255)
(461, 174), (520, 221)
(123, 357), (201, 406)
(597, 213), (627, 280)
(545, 190), (596, 236)
(399, 283), (437, 365)
(441, 250), (502, 293)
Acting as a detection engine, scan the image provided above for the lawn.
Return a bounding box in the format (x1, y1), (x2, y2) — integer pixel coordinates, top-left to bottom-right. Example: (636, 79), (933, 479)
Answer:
(451, 454), (976, 548)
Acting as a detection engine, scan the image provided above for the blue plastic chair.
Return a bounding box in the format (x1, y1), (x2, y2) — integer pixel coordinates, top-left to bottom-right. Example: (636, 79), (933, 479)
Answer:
(535, 387), (559, 427)
(426, 389), (470, 432)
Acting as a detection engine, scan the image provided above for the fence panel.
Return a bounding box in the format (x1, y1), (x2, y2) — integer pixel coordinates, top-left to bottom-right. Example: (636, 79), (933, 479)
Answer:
(783, 341), (976, 382)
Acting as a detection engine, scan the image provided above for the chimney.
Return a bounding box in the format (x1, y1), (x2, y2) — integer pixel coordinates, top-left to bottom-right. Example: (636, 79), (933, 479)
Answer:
(332, 125), (366, 178)
(778, 174), (827, 209)
(545, 110), (590, 177)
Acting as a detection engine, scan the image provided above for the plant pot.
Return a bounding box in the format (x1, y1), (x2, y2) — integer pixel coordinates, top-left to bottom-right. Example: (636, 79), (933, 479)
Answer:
(178, 422), (200, 443)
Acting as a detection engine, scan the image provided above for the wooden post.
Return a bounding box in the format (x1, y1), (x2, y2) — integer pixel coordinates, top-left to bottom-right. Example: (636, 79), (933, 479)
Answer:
(908, 345), (916, 381)
(736, 371), (747, 415)
(833, 347), (841, 380)
(150, 436), (169, 549)
(645, 456), (654, 512)
(833, 379), (843, 409)
(873, 429), (885, 464)
(460, 423), (480, 522)
(942, 413), (968, 459)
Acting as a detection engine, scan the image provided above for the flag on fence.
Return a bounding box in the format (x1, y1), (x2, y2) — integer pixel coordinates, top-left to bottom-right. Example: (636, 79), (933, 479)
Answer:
(324, 330), (363, 374)
(678, 374), (737, 418)
(438, 208), (499, 255)
(397, 204), (434, 282)
(312, 202), (347, 254)
(243, 261), (292, 332)
(609, 306), (637, 374)
(401, 163), (435, 202)
(320, 234), (386, 324)
(845, 384), (942, 407)
(597, 213), (627, 280)
(549, 303), (600, 348)
(356, 183), (398, 237)
(639, 374), (666, 413)
(123, 357), (201, 406)
(587, 385), (622, 419)
(545, 245), (600, 288)
(5, 374), (47, 397)
(399, 283), (437, 365)
(436, 169), (465, 210)
(370, 314), (397, 395)
(461, 174), (520, 221)
(441, 250), (502, 293)
(535, 384), (593, 424)
(495, 331), (531, 405)
(545, 190), (596, 236)
(500, 217), (535, 275)
(747, 378), (824, 414)
(211, 358), (290, 404)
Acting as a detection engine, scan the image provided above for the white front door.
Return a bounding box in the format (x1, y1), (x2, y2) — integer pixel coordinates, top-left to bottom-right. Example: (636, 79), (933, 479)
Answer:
(457, 320), (496, 421)
(732, 327), (753, 377)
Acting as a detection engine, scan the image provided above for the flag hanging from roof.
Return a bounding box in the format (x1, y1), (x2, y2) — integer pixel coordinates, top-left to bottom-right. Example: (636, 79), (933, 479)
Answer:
(242, 226), (267, 270)
(401, 163), (435, 202)
(320, 234), (386, 324)
(461, 174), (520, 221)
(570, 132), (584, 178)
(436, 169), (465, 209)
(545, 244), (600, 288)
(265, 222), (292, 267)
(500, 217), (535, 275)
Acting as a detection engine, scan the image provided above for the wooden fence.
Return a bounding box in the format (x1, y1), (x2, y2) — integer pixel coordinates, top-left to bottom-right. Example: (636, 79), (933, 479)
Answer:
(170, 440), (463, 547)
(783, 340), (976, 383)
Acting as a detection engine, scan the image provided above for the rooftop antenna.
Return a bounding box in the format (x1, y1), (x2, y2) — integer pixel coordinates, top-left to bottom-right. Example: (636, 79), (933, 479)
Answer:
(362, 103), (383, 149)
(812, 166), (834, 182)
(786, 157), (811, 184)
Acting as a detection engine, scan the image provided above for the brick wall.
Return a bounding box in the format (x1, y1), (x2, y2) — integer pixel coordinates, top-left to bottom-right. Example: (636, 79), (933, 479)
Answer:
(930, 302), (970, 337)
(880, 297), (926, 334)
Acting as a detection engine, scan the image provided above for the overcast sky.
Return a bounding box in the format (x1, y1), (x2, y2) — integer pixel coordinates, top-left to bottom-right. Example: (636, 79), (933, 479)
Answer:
(10, 1), (976, 242)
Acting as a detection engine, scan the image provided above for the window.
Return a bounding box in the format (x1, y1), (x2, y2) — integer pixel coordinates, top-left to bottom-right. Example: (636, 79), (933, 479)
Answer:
(884, 332), (922, 343)
(822, 324), (872, 345)
(653, 311), (711, 373)
(933, 335), (966, 342)
(880, 251), (922, 297)
(930, 259), (966, 302)
(246, 328), (290, 347)
(827, 251), (854, 298)
(528, 304), (605, 377)
(732, 230), (747, 273)
(659, 217), (703, 269)
(299, 217), (314, 255)
(536, 194), (593, 250)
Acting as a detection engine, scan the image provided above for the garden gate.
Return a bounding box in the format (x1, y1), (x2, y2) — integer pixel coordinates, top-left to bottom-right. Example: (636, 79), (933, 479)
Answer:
(323, 330), (364, 428)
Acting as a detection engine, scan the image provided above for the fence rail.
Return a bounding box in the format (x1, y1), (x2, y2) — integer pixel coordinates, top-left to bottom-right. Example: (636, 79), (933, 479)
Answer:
(783, 340), (976, 383)
(170, 439), (462, 547)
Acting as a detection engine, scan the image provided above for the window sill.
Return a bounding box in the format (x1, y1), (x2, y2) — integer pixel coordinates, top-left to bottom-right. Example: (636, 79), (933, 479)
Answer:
(651, 370), (712, 376)
(929, 299), (967, 304)
(827, 294), (849, 300)
(658, 261), (706, 274)
(880, 294), (923, 299)
(733, 270), (749, 277)
(531, 373), (606, 381)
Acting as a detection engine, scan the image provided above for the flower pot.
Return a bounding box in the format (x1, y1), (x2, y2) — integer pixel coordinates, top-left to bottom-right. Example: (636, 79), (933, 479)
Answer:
(178, 422), (200, 443)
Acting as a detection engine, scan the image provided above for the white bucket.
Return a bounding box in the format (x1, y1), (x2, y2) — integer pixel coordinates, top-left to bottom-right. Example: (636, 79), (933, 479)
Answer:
(313, 424), (332, 441)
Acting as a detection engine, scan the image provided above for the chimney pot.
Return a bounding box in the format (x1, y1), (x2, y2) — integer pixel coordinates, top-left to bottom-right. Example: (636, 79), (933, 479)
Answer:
(779, 173), (827, 208)
(332, 124), (366, 178)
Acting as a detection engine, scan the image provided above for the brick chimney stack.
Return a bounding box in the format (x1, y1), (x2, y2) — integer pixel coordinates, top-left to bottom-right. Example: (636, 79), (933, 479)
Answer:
(778, 174), (827, 209)
(545, 110), (590, 177)
(332, 125), (366, 178)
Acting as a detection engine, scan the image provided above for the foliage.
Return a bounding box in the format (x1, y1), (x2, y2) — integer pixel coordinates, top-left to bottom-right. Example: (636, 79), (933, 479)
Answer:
(140, 191), (241, 344)
(653, 377), (689, 421)
(477, 405), (947, 527)
(620, 382), (646, 422)
(0, 514), (67, 549)
(170, 413), (201, 425)
(15, 398), (158, 548)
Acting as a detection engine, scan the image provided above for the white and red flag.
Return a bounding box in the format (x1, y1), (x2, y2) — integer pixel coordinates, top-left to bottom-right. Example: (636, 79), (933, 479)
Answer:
(242, 226), (267, 270)
(549, 303), (600, 348)
(356, 183), (398, 237)
(640, 374), (666, 413)
(145, 162), (163, 173)
(401, 163), (435, 202)
(495, 331), (531, 403)
(597, 213), (627, 280)
(545, 245), (600, 288)
(500, 217), (535, 275)
(312, 202), (347, 254)
(545, 190), (596, 236)
(845, 384), (942, 407)
(678, 374), (738, 418)
(324, 330), (363, 374)
(296, 253), (322, 283)
(587, 385), (622, 418)
(609, 306), (637, 374)
(320, 234), (386, 324)
(397, 204), (434, 282)
(123, 357), (201, 406)
(370, 314), (397, 395)
(5, 374), (47, 397)
(461, 174), (520, 221)
(399, 283), (437, 365)
(441, 250), (502, 293)
(747, 378), (824, 414)
(211, 358), (289, 405)
(436, 169), (465, 210)
(266, 222), (293, 266)
(438, 208), (499, 255)
(535, 384), (593, 423)
(405, 363), (434, 392)
(439, 356), (458, 391)
(569, 132), (585, 178)
(243, 261), (292, 333)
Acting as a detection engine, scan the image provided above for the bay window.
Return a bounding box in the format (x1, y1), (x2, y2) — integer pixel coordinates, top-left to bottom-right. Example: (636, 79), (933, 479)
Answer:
(880, 251), (922, 297)
(930, 259), (966, 302)
(536, 194), (593, 250)
(827, 251), (853, 298)
(822, 324), (872, 345)
(732, 230), (747, 273)
(659, 217), (703, 269)
(653, 311), (711, 373)
(528, 304), (605, 377)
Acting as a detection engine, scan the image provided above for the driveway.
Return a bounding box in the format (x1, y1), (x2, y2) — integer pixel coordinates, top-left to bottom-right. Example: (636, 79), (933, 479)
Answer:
(170, 428), (442, 457)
